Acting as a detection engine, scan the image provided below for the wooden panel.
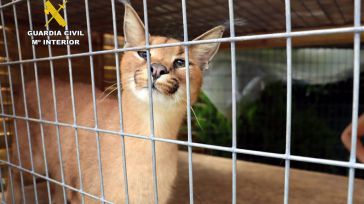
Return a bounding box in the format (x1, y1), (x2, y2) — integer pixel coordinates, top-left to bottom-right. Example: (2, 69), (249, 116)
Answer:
(102, 34), (124, 88)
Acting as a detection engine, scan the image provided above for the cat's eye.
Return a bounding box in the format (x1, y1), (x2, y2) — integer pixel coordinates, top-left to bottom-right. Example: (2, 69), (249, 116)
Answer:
(173, 59), (186, 68)
(137, 50), (148, 59)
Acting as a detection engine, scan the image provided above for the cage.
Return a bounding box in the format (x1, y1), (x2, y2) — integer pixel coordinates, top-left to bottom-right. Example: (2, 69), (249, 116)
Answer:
(0, 0), (363, 203)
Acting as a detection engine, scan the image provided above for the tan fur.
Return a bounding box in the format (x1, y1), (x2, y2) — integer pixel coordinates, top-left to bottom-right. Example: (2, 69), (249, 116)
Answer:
(5, 4), (223, 204)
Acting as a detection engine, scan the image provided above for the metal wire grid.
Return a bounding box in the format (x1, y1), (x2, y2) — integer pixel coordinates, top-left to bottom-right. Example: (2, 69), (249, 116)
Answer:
(0, 0), (362, 203)
(0, 0), (359, 39)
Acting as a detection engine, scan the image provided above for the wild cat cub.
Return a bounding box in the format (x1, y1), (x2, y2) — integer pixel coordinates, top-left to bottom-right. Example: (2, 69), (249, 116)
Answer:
(6, 4), (224, 204)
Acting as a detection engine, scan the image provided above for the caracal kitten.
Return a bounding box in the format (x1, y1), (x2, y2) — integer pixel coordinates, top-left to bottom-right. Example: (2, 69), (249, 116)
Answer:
(5, 4), (224, 204)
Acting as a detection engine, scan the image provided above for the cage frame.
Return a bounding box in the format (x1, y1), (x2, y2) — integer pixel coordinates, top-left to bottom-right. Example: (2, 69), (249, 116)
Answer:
(0, 0), (362, 203)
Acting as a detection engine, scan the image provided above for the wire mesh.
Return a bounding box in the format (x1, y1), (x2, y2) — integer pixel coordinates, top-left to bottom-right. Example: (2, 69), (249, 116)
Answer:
(0, 0), (362, 203)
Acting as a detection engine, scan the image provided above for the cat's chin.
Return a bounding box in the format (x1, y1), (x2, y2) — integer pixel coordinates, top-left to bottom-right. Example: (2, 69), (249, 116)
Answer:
(131, 85), (184, 106)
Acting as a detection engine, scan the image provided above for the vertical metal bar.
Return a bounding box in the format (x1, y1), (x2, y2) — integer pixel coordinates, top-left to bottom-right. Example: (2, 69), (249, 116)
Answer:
(141, 0), (159, 203)
(11, 3), (39, 203)
(284, 0), (292, 204)
(84, 0), (105, 202)
(26, 1), (54, 203)
(347, 0), (361, 203)
(0, 8), (16, 204)
(227, 0), (237, 203)
(0, 166), (4, 203)
(180, 0), (194, 203)
(0, 82), (15, 204)
(110, 0), (129, 203)
(42, 0), (67, 202)
(0, 2), (26, 202)
(62, 3), (85, 204)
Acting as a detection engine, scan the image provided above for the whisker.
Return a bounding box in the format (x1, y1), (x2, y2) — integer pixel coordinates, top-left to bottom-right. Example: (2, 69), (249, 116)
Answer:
(98, 83), (117, 99)
(191, 106), (203, 131)
(175, 94), (202, 131)
(98, 82), (122, 102)
(99, 86), (120, 102)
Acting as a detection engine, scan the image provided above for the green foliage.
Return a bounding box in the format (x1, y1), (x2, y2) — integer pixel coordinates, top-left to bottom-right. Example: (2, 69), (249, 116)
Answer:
(180, 92), (231, 156)
(291, 108), (337, 159)
(237, 83), (286, 153)
(181, 79), (359, 176)
(237, 82), (345, 173)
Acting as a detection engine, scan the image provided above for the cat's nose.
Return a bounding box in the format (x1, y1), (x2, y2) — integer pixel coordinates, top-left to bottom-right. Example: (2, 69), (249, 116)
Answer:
(151, 63), (169, 80)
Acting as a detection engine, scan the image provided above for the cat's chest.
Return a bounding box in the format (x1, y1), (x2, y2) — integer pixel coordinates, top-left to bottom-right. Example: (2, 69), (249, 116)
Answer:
(122, 108), (182, 139)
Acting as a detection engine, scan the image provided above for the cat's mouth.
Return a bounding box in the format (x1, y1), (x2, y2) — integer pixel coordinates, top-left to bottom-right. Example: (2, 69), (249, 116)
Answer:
(140, 81), (179, 96)
(154, 81), (179, 95)
(133, 73), (179, 96)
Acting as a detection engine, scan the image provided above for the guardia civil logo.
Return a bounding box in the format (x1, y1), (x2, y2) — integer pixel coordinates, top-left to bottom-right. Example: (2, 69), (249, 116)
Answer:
(27, 0), (84, 46)
(44, 0), (67, 27)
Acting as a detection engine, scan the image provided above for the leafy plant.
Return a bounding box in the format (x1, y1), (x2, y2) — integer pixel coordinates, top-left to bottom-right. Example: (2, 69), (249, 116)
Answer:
(179, 92), (232, 156)
(180, 76), (364, 177)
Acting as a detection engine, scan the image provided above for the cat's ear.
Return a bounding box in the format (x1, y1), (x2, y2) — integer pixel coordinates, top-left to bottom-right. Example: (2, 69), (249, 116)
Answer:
(190, 26), (225, 70)
(123, 4), (148, 48)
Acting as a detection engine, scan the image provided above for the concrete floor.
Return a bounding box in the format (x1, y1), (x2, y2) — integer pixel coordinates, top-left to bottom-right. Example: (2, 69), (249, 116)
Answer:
(2, 152), (364, 203)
